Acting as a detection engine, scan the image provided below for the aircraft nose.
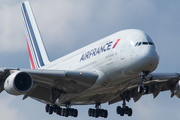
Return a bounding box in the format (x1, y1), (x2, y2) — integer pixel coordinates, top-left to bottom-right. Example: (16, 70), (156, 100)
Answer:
(138, 47), (159, 72)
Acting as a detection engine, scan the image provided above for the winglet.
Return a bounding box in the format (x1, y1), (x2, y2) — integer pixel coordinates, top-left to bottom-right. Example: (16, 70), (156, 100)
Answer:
(21, 1), (50, 69)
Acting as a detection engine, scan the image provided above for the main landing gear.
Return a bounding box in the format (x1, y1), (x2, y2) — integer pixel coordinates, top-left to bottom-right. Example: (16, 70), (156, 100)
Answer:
(88, 103), (108, 118)
(45, 88), (78, 117)
(116, 99), (132, 116)
(45, 103), (78, 117)
(137, 71), (149, 94)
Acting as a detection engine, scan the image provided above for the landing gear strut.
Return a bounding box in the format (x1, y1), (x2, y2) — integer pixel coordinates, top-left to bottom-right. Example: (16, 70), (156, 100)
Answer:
(88, 103), (108, 118)
(45, 88), (78, 117)
(138, 71), (149, 94)
(116, 99), (132, 116)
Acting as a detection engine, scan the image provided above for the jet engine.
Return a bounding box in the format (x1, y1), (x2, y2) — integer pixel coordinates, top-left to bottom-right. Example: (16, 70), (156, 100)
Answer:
(175, 80), (180, 98)
(4, 71), (33, 95)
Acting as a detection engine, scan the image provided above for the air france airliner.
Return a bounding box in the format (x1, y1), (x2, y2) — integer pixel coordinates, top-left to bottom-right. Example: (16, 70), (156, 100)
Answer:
(1, 1), (180, 118)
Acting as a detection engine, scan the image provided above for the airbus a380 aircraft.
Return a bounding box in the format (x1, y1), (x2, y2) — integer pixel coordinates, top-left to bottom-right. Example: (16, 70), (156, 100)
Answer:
(1, 1), (180, 118)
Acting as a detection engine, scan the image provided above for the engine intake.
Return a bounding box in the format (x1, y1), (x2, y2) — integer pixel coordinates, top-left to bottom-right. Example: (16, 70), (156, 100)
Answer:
(4, 71), (33, 95)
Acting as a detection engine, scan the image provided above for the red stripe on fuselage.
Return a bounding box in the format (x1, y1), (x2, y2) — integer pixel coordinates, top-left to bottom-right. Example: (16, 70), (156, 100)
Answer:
(112, 38), (121, 49)
(26, 37), (36, 69)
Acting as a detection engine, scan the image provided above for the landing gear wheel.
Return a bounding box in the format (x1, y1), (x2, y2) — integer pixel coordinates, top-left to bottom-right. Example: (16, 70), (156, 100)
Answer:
(45, 103), (78, 118)
(99, 109), (103, 117)
(92, 109), (95, 117)
(48, 106), (53, 115)
(127, 108), (132, 116)
(103, 110), (108, 118)
(117, 106), (120, 114)
(94, 109), (99, 118)
(119, 107), (124, 116)
(45, 104), (50, 113)
(69, 108), (73, 116)
(88, 108), (108, 118)
(73, 109), (78, 117)
(88, 108), (92, 116)
(116, 99), (133, 117)
(64, 109), (69, 117)
(62, 108), (66, 116)
(56, 107), (61, 115)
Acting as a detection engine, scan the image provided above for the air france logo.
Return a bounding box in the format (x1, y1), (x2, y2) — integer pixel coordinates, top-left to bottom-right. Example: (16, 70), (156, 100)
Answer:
(80, 39), (120, 62)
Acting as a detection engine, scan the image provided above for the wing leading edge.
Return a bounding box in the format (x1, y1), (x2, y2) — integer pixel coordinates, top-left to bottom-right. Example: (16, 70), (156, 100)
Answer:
(109, 73), (180, 105)
(1, 68), (180, 106)
(0, 68), (98, 104)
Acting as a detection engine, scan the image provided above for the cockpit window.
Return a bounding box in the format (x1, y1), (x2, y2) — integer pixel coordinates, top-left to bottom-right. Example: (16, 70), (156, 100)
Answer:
(135, 42), (139, 46)
(135, 42), (154, 46)
(149, 42), (154, 45)
(142, 42), (148, 45)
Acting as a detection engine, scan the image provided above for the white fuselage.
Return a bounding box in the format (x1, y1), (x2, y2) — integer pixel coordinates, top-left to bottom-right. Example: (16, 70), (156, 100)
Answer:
(42, 29), (159, 105)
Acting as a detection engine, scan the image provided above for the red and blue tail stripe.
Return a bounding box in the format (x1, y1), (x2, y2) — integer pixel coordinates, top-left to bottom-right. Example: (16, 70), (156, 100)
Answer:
(26, 37), (36, 69)
(21, 1), (50, 69)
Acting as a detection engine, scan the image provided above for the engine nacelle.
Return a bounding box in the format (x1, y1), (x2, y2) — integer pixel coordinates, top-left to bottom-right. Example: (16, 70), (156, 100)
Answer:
(175, 80), (180, 98)
(4, 71), (33, 95)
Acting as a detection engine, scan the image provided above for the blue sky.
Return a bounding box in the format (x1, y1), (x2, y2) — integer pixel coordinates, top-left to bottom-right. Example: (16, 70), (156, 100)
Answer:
(0, 0), (180, 120)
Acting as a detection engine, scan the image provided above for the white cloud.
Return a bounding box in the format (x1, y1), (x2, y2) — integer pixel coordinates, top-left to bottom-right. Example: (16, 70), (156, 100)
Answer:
(0, 0), (157, 54)
(0, 93), (24, 120)
(0, 2), (25, 53)
(132, 96), (159, 119)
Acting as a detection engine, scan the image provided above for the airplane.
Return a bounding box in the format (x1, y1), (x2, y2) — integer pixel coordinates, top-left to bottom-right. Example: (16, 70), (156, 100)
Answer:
(1, 1), (180, 118)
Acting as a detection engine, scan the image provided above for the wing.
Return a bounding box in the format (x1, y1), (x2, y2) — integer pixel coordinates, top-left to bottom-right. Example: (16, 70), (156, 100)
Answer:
(0, 68), (98, 104)
(109, 73), (180, 105)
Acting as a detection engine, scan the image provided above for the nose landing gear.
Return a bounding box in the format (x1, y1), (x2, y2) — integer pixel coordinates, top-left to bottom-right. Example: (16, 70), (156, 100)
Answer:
(138, 71), (150, 94)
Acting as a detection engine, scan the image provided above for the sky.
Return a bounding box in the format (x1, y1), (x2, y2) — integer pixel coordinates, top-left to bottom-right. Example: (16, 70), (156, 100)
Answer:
(0, 0), (180, 120)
